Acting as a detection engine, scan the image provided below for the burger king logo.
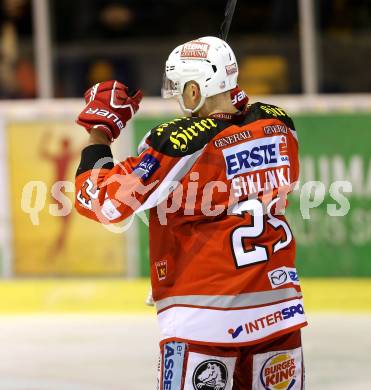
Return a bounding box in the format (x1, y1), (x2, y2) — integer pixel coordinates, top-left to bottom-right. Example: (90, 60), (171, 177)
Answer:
(259, 352), (297, 389)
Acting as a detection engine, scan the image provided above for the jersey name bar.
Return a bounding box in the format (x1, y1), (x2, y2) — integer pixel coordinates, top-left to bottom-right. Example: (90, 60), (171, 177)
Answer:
(232, 166), (291, 197)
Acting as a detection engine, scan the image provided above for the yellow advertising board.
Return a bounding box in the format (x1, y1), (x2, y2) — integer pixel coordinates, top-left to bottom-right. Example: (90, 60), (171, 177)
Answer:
(7, 121), (127, 276)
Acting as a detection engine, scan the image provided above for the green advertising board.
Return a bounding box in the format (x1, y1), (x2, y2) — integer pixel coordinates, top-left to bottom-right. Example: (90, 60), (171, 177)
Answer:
(132, 113), (371, 277)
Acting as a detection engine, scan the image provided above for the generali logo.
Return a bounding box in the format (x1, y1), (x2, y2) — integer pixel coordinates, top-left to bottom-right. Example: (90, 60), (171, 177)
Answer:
(180, 41), (210, 59)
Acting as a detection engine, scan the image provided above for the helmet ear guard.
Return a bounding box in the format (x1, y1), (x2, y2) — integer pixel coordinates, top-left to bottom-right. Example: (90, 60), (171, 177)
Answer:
(162, 36), (239, 115)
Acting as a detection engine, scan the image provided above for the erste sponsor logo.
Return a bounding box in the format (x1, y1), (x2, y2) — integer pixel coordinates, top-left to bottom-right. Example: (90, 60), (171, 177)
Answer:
(223, 136), (290, 179)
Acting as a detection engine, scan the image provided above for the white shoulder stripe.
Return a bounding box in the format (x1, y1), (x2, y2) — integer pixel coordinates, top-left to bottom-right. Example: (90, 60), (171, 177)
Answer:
(137, 130), (151, 155)
(135, 146), (205, 213)
(290, 128), (298, 141)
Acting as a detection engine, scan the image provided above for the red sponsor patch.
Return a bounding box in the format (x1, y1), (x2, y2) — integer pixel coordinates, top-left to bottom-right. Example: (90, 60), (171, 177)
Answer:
(225, 63), (238, 75)
(279, 136), (289, 156)
(155, 260), (167, 281)
(180, 41), (210, 59)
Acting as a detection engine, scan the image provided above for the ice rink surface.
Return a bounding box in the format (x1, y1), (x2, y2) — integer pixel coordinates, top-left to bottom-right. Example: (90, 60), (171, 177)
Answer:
(0, 313), (370, 390)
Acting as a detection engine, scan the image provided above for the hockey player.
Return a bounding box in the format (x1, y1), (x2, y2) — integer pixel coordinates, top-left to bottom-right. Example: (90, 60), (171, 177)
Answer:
(75, 36), (306, 389)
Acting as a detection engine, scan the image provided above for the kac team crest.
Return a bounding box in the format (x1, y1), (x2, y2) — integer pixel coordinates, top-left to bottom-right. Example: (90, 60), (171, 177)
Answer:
(259, 352), (297, 390)
(192, 360), (228, 390)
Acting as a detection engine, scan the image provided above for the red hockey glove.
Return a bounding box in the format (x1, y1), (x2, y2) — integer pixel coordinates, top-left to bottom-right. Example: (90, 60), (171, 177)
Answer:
(77, 80), (143, 141)
(230, 85), (249, 112)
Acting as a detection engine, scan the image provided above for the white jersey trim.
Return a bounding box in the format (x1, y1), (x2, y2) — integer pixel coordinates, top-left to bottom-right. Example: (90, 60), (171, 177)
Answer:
(135, 146), (205, 213)
(157, 297), (307, 344)
(137, 131), (151, 155)
(156, 287), (302, 312)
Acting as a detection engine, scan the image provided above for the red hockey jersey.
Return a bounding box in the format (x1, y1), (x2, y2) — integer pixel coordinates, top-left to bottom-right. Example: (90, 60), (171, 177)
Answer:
(75, 102), (307, 346)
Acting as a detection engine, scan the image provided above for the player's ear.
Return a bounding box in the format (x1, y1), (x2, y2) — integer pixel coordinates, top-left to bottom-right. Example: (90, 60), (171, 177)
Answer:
(192, 82), (200, 99)
(184, 81), (197, 98)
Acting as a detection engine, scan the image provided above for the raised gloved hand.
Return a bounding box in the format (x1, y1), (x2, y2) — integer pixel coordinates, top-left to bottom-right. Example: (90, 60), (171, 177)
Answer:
(77, 80), (143, 141)
(230, 85), (249, 112)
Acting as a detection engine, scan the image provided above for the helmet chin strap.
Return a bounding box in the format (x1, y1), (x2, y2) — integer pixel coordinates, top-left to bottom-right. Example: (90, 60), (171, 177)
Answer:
(178, 95), (206, 117)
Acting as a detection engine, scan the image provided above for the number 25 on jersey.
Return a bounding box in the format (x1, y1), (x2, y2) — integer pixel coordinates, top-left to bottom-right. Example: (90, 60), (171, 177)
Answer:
(230, 197), (292, 268)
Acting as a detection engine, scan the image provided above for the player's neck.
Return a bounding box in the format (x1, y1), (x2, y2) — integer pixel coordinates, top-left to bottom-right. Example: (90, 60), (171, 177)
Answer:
(198, 92), (238, 117)
(197, 98), (238, 118)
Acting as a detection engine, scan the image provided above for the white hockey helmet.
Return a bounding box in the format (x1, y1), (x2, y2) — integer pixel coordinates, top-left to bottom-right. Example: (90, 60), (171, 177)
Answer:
(162, 36), (239, 115)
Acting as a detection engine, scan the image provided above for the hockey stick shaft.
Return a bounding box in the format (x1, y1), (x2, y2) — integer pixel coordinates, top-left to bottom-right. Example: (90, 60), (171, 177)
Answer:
(219, 0), (238, 41)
